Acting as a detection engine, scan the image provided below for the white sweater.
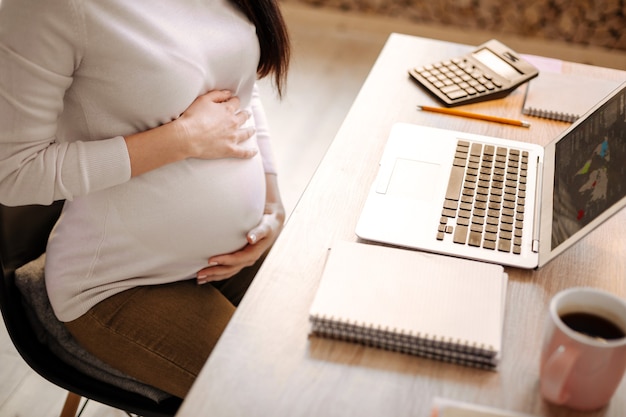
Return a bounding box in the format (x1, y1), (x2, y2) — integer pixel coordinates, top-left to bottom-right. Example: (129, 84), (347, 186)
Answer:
(0, 0), (277, 321)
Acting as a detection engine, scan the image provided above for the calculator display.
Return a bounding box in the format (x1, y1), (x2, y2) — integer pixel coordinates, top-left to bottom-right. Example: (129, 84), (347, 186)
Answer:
(408, 39), (539, 107)
(472, 48), (521, 80)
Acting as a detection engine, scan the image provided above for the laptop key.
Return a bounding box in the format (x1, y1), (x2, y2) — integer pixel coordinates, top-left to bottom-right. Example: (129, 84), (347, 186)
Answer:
(498, 239), (511, 252)
(468, 232), (482, 247)
(473, 208), (486, 217)
(486, 216), (499, 225)
(442, 208), (457, 217)
(445, 166), (465, 200)
(484, 232), (497, 241)
(453, 158), (467, 167)
(443, 200), (458, 210)
(483, 240), (496, 250)
(453, 225), (468, 244)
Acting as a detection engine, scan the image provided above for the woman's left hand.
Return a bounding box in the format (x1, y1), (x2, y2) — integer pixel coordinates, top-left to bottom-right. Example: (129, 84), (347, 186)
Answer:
(196, 174), (285, 284)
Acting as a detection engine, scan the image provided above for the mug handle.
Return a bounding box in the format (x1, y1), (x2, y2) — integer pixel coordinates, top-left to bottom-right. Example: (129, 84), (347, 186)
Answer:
(541, 345), (580, 404)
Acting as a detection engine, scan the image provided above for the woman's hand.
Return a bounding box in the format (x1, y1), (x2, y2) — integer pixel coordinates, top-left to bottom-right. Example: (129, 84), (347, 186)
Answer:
(196, 174), (285, 285)
(125, 90), (257, 178)
(174, 90), (257, 160)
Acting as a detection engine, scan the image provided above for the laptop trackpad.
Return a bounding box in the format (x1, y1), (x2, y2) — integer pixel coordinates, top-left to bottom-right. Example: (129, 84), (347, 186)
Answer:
(382, 158), (441, 200)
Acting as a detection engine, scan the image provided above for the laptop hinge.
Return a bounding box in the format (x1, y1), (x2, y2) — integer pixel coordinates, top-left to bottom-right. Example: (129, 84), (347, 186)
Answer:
(531, 157), (543, 253)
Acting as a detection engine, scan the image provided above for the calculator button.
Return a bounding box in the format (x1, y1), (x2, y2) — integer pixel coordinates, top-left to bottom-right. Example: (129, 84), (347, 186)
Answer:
(441, 85), (462, 94)
(447, 90), (469, 100)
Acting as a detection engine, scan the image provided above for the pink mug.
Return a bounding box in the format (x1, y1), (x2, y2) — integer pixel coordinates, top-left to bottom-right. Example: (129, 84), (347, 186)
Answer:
(540, 287), (626, 411)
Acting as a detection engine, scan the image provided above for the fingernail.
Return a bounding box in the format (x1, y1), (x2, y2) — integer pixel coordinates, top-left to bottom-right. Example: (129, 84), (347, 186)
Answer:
(207, 261), (219, 267)
(248, 234), (257, 244)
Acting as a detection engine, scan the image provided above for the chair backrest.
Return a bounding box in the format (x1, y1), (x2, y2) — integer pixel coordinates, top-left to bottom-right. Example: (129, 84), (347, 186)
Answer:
(0, 202), (181, 416)
(0, 202), (64, 358)
(0, 202), (63, 275)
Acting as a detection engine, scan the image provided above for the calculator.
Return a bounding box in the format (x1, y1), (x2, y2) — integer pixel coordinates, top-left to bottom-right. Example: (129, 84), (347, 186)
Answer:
(409, 39), (539, 107)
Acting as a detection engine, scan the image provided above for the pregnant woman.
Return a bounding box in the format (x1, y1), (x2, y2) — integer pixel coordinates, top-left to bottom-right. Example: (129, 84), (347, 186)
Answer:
(0, 0), (290, 398)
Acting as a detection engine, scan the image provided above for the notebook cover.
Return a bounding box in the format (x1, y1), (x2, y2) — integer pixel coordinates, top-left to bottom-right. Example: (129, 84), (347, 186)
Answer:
(309, 241), (507, 368)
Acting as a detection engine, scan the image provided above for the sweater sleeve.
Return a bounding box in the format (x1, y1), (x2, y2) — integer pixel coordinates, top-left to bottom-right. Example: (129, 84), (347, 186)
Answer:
(250, 84), (277, 175)
(0, 0), (131, 206)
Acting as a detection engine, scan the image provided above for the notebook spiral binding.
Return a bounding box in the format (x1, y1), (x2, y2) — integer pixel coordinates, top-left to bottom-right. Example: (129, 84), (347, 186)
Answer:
(522, 108), (578, 123)
(310, 314), (499, 369)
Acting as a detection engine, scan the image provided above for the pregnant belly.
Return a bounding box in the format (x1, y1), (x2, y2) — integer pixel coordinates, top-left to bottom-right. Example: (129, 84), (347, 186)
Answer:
(111, 155), (266, 260)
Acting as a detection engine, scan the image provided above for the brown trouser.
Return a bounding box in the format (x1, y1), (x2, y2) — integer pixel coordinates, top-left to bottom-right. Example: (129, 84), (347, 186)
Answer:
(65, 259), (262, 399)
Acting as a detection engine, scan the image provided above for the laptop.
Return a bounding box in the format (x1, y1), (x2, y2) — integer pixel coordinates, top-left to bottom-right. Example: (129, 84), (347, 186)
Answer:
(356, 81), (626, 269)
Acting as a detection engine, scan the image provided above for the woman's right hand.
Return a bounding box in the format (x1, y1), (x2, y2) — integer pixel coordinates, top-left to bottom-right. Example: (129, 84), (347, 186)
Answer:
(174, 90), (258, 160)
(124, 90), (257, 178)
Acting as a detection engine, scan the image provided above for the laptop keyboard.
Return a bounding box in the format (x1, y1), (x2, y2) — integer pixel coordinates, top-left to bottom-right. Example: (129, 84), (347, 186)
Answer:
(437, 140), (528, 254)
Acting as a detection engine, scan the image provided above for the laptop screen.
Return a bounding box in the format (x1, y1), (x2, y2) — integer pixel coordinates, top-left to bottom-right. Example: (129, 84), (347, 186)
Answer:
(551, 84), (626, 250)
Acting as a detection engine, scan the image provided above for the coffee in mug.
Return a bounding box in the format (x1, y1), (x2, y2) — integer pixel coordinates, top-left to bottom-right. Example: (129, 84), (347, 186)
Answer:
(560, 311), (625, 341)
(540, 287), (626, 411)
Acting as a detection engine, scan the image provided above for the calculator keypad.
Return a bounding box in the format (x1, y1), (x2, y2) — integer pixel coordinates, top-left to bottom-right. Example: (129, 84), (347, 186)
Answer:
(413, 58), (504, 103)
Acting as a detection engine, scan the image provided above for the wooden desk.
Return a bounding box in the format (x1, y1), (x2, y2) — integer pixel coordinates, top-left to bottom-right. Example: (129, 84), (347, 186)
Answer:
(177, 35), (626, 417)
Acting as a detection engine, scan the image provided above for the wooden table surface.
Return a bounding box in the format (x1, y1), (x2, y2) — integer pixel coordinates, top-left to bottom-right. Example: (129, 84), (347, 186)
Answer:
(176, 34), (626, 417)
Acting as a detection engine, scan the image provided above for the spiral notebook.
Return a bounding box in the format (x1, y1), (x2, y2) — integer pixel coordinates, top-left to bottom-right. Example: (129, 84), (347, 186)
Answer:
(309, 241), (508, 369)
(521, 72), (620, 122)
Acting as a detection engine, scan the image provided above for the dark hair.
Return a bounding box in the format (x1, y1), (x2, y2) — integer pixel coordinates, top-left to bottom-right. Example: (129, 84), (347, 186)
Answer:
(230, 0), (291, 96)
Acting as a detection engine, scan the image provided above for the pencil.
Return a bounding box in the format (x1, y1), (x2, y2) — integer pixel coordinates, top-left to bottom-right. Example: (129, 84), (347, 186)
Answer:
(416, 105), (530, 128)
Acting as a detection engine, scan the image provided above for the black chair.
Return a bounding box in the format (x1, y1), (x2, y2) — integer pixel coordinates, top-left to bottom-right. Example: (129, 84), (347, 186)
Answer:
(0, 202), (182, 417)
